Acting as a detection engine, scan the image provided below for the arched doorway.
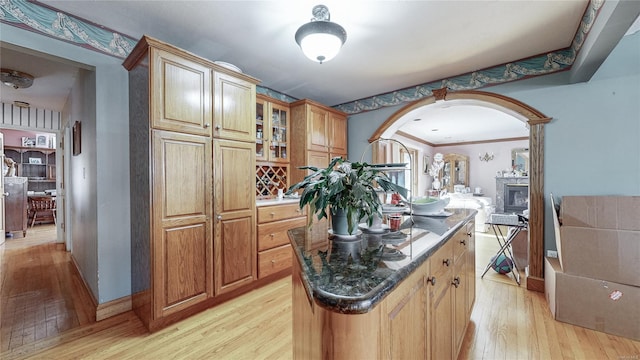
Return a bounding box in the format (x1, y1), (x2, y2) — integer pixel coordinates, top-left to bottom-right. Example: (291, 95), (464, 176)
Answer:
(368, 89), (551, 291)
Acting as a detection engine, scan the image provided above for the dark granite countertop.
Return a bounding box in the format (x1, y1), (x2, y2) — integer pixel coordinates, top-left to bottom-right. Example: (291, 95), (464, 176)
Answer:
(288, 208), (477, 314)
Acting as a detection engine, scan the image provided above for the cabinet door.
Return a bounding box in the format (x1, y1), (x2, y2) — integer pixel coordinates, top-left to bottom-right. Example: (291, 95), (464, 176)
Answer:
(329, 112), (348, 155)
(214, 72), (256, 142)
(453, 256), (468, 355)
(152, 130), (213, 317)
(466, 222), (476, 317)
(255, 97), (267, 161)
(430, 283), (453, 360)
(307, 105), (329, 152)
(383, 265), (428, 359)
(269, 101), (290, 163)
(214, 140), (256, 294)
(151, 48), (212, 136)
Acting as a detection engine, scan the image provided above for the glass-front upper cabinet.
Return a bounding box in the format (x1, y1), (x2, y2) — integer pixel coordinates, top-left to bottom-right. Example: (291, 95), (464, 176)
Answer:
(256, 95), (289, 163)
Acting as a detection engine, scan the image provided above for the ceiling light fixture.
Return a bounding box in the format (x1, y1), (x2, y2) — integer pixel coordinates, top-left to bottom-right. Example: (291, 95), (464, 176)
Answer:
(295, 5), (347, 64)
(13, 101), (30, 108)
(1, 68), (34, 89)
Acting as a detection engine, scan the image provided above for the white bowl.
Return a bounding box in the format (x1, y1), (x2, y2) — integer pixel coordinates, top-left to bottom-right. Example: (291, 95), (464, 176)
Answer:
(409, 197), (450, 215)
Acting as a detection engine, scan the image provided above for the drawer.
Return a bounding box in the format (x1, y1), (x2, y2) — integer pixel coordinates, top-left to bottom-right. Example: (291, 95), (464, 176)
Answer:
(257, 203), (305, 223)
(257, 217), (307, 251)
(453, 228), (469, 261)
(431, 239), (453, 281)
(258, 244), (292, 278)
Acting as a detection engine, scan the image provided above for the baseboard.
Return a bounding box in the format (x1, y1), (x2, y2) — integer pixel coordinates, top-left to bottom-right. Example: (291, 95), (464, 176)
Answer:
(70, 255), (98, 308)
(96, 296), (132, 321)
(526, 275), (544, 292)
(70, 255), (132, 321)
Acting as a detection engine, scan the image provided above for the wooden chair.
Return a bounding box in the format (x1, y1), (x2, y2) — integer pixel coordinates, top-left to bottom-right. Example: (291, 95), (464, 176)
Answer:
(28, 196), (56, 228)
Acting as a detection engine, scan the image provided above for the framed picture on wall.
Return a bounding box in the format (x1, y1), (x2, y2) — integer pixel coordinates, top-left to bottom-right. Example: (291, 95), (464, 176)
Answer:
(72, 121), (81, 156)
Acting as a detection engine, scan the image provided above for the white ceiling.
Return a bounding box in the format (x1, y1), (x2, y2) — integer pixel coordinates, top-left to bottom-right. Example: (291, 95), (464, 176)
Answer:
(1, 1), (639, 144)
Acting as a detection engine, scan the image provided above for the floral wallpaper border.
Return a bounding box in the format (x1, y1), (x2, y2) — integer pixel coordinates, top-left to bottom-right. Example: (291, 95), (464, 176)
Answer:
(1, 0), (603, 114)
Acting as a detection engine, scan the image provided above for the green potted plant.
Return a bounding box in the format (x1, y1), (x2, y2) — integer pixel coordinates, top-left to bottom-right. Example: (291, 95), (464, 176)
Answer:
(287, 157), (408, 236)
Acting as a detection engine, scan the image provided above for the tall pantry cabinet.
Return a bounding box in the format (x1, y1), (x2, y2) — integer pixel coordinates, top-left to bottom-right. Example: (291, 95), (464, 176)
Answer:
(124, 35), (259, 331)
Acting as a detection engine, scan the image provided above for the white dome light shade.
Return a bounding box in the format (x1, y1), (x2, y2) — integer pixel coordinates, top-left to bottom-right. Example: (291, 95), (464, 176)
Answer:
(298, 31), (344, 63)
(295, 5), (347, 64)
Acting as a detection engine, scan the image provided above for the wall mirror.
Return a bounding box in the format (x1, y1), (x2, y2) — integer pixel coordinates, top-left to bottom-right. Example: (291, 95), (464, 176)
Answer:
(511, 148), (529, 174)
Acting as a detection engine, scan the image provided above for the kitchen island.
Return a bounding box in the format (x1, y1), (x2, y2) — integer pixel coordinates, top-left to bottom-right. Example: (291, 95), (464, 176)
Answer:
(290, 208), (477, 360)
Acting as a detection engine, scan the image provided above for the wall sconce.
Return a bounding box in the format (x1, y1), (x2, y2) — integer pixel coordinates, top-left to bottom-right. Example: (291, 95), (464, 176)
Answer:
(295, 5), (347, 64)
(479, 152), (494, 162)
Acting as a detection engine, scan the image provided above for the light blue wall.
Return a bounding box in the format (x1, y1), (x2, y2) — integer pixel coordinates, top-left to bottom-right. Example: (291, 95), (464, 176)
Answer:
(1, 23), (131, 303)
(349, 32), (640, 251)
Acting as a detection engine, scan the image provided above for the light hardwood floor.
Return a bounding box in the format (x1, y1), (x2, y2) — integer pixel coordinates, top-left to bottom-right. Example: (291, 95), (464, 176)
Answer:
(1, 229), (639, 359)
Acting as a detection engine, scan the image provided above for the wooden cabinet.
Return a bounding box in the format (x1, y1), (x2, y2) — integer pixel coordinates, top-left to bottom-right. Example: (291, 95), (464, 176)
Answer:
(329, 112), (348, 156)
(214, 139), (256, 295)
(150, 48), (212, 136)
(124, 35), (259, 331)
(4, 177), (28, 237)
(4, 146), (56, 192)
(427, 222), (475, 360)
(381, 260), (429, 359)
(152, 130), (213, 317)
(256, 95), (290, 163)
(429, 239), (454, 360)
(256, 202), (305, 279)
(440, 153), (469, 193)
(290, 99), (348, 154)
(290, 99), (347, 189)
(213, 72), (256, 142)
(292, 218), (476, 360)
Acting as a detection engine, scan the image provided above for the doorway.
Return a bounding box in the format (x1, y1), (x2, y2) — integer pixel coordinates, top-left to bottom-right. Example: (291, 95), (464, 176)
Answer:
(369, 89), (551, 291)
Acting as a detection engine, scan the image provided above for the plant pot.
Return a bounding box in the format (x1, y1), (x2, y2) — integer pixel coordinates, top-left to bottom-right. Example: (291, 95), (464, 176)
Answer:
(330, 207), (358, 236)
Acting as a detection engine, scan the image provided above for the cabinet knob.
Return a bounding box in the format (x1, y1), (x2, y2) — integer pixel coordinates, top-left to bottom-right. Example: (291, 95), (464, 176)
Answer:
(270, 212), (275, 217)
(215, 125), (221, 130)
(270, 234), (275, 238)
(452, 276), (461, 288)
(443, 258), (451, 267)
(3, 192), (8, 197)
(467, 232), (472, 237)
(427, 276), (436, 286)
(204, 123), (211, 128)
(460, 239), (466, 246)
(216, 215), (222, 221)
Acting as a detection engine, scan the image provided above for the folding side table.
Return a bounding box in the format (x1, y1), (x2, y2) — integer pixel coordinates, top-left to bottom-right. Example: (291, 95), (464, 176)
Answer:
(481, 214), (528, 285)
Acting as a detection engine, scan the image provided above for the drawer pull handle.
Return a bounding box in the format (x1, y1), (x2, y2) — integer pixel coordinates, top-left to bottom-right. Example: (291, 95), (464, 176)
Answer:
(443, 258), (451, 267)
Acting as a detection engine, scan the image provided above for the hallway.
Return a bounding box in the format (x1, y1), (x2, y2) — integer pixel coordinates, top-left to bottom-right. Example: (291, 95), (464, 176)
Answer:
(0, 225), (95, 351)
